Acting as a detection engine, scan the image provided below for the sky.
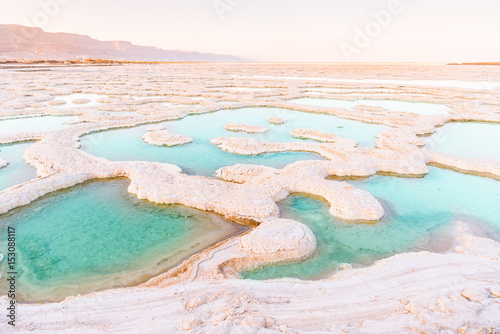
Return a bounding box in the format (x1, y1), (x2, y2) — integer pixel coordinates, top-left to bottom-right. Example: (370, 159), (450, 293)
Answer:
(1, 0), (499, 62)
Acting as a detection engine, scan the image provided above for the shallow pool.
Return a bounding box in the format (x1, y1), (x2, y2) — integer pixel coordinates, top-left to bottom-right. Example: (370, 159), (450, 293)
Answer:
(243, 167), (500, 280)
(0, 142), (38, 192)
(80, 107), (386, 176)
(423, 122), (500, 162)
(0, 115), (79, 136)
(0, 179), (244, 302)
(291, 98), (450, 115)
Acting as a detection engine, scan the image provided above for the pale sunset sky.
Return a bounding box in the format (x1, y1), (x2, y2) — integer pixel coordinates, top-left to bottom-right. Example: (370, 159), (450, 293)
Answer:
(0, 0), (499, 62)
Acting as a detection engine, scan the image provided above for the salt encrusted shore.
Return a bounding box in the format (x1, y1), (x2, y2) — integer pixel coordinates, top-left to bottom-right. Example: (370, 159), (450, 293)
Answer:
(0, 158), (8, 169)
(210, 136), (359, 160)
(0, 132), (47, 145)
(267, 117), (287, 125)
(353, 104), (388, 112)
(142, 129), (193, 147)
(46, 99), (66, 106)
(216, 164), (384, 221)
(145, 124), (165, 131)
(0, 63), (500, 333)
(72, 98), (91, 104)
(3, 223), (499, 333)
(225, 123), (270, 133)
(290, 128), (358, 145)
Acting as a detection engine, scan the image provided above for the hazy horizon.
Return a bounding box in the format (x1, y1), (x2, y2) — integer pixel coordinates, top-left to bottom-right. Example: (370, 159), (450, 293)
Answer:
(1, 0), (499, 62)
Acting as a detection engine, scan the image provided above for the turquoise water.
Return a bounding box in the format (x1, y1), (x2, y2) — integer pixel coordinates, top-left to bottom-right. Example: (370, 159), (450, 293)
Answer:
(292, 98), (450, 115)
(243, 167), (500, 280)
(423, 122), (500, 162)
(0, 115), (78, 191)
(81, 107), (386, 176)
(0, 143), (38, 191)
(0, 179), (243, 302)
(0, 115), (79, 136)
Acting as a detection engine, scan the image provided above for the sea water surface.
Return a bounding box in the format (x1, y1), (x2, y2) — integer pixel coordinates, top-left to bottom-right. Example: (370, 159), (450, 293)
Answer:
(0, 142), (38, 191)
(292, 98), (450, 115)
(0, 179), (245, 302)
(0, 115), (80, 191)
(80, 107), (387, 176)
(0, 115), (79, 136)
(243, 167), (500, 280)
(423, 122), (500, 162)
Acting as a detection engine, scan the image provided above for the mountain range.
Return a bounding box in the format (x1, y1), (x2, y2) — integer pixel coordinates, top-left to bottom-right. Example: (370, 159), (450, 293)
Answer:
(0, 24), (242, 62)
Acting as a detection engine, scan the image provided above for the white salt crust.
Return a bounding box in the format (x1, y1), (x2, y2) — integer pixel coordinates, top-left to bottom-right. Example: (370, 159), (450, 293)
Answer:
(225, 123), (270, 133)
(0, 158), (8, 169)
(142, 129), (193, 147)
(1, 63), (500, 333)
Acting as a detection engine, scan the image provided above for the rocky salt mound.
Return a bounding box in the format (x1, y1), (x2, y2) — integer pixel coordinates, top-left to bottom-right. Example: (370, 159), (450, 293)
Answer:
(267, 117), (287, 125)
(46, 99), (66, 106)
(353, 104), (388, 112)
(291, 128), (358, 146)
(0, 158), (8, 169)
(225, 123), (270, 133)
(142, 129), (193, 147)
(72, 98), (91, 105)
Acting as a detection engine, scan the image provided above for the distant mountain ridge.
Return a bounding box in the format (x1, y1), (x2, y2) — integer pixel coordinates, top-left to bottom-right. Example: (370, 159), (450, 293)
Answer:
(0, 24), (242, 62)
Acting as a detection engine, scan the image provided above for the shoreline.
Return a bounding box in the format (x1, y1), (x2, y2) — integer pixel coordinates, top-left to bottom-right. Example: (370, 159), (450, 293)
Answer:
(2, 222), (498, 333)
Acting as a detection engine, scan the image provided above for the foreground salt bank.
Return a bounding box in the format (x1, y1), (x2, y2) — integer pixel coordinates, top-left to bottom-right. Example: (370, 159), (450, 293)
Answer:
(0, 63), (499, 333)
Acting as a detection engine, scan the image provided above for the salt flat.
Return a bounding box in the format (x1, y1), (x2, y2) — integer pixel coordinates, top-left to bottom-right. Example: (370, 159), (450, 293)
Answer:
(0, 63), (499, 333)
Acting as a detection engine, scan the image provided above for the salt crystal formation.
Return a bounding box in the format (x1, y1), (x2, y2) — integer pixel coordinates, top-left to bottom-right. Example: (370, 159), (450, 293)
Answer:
(267, 117), (287, 125)
(353, 104), (388, 112)
(0, 158), (8, 169)
(72, 98), (91, 104)
(46, 99), (66, 106)
(290, 128), (358, 145)
(225, 123), (270, 133)
(1, 63), (500, 333)
(142, 129), (193, 147)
